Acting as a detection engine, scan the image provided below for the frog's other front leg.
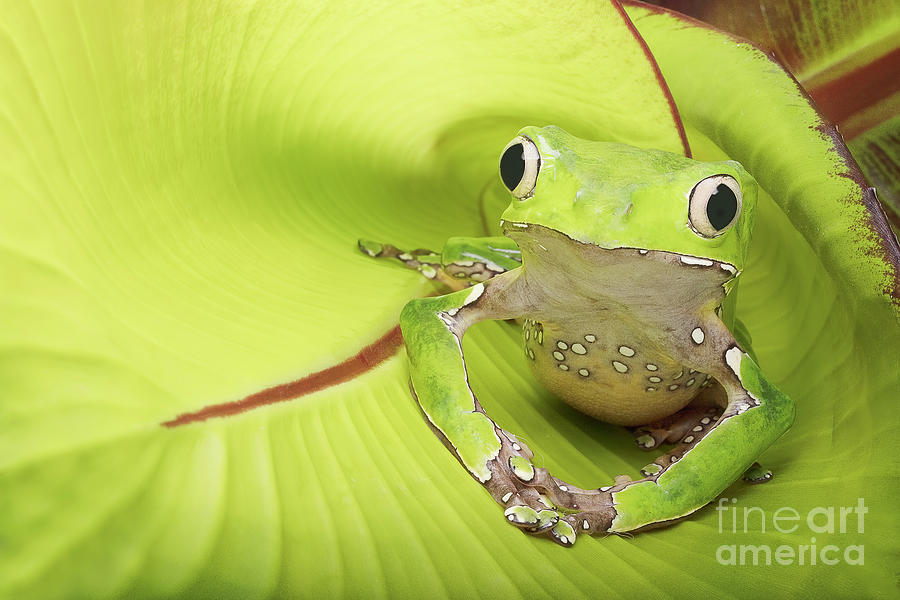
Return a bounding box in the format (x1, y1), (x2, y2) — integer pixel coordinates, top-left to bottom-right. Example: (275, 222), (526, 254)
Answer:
(358, 239), (459, 287)
(358, 236), (521, 288)
(631, 387), (723, 450)
(400, 270), (612, 546)
(605, 315), (795, 533)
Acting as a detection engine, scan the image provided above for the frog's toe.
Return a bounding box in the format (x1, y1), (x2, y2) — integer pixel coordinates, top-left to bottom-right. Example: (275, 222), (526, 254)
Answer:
(503, 504), (541, 528)
(549, 519), (577, 547)
(503, 496), (560, 532)
(743, 462), (773, 484)
(357, 239), (384, 257)
(632, 430), (663, 450)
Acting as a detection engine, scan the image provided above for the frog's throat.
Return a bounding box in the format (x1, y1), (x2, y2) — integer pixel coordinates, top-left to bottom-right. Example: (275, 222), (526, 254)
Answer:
(501, 221), (740, 279)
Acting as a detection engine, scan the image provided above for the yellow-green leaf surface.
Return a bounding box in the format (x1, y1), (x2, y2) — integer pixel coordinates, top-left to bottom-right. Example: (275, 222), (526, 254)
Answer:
(0, 1), (688, 598)
(2, 1), (898, 599)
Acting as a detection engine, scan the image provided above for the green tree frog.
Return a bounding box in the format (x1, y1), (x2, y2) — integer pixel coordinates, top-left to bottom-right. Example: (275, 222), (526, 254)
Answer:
(360, 126), (795, 546)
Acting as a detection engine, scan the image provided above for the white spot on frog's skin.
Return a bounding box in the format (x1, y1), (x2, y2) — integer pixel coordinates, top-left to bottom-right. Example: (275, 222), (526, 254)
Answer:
(600, 486), (612, 492)
(398, 253), (413, 261)
(553, 351), (565, 361)
(453, 260), (475, 267)
(618, 345), (635, 357)
(502, 492), (513, 503)
(673, 370), (683, 379)
(683, 435), (695, 444)
(691, 327), (705, 344)
(571, 343), (587, 355)
(646, 363), (658, 371)
(524, 330), (530, 340)
(725, 346), (743, 378)
(668, 384), (679, 391)
(612, 361), (628, 373)
(646, 387), (656, 392)
(680, 255), (714, 267)
(527, 349), (535, 360)
(692, 425), (703, 432)
(583, 520), (590, 530)
(420, 265), (437, 279)
(558, 364), (569, 371)
(686, 378), (696, 387)
(463, 283), (485, 306)
(447, 308), (459, 316)
(578, 368), (590, 377)
(511, 222), (528, 228)
(721, 263), (737, 274)
(638, 249), (648, 255)
(584, 334), (596, 343)
(700, 417), (711, 425)
(648, 376), (661, 383)
(557, 341), (568, 350)
(559, 485), (568, 492)
(512, 443), (521, 451)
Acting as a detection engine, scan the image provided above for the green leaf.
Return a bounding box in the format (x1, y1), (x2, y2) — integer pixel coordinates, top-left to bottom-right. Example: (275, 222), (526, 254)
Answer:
(848, 115), (900, 230)
(2, 0), (898, 598)
(644, 0), (900, 220)
(0, 1), (689, 598)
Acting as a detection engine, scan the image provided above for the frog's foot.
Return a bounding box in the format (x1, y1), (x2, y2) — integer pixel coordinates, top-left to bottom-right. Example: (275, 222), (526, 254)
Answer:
(631, 402), (723, 451)
(484, 427), (616, 546)
(743, 462), (773, 484)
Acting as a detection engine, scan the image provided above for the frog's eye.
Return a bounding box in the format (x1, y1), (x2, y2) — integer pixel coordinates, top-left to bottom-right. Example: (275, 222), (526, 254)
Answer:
(500, 135), (541, 199)
(688, 174), (742, 238)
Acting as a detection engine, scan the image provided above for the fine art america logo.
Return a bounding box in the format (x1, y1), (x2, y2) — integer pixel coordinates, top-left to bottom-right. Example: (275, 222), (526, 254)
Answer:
(715, 497), (867, 566)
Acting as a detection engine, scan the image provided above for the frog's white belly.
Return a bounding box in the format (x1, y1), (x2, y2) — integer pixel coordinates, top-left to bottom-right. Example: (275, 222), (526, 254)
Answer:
(522, 317), (708, 426)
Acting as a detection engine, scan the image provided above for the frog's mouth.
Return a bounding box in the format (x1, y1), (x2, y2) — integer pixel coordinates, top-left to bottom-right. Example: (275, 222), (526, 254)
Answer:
(501, 221), (740, 280)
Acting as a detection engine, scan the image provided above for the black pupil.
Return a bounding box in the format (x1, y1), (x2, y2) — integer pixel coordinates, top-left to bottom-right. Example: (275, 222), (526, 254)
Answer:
(707, 184), (738, 230)
(500, 143), (525, 191)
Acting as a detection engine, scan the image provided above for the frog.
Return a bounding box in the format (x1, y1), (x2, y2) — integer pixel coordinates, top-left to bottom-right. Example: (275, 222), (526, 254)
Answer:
(359, 125), (795, 546)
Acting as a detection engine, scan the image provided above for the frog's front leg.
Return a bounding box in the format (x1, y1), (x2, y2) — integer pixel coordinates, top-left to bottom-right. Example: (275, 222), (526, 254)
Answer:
(359, 236), (521, 288)
(604, 315), (795, 533)
(400, 270), (614, 546)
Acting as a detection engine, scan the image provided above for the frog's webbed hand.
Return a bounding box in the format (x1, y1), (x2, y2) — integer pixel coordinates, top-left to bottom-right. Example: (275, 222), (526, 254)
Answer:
(358, 239), (455, 286)
(606, 314), (795, 534)
(359, 236), (521, 289)
(401, 271), (614, 546)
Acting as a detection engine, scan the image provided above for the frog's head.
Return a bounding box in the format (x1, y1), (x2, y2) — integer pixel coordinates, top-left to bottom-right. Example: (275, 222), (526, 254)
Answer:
(498, 126), (757, 273)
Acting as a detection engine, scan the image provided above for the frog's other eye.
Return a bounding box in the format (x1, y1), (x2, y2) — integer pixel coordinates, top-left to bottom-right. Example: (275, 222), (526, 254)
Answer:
(500, 135), (541, 199)
(688, 175), (742, 238)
